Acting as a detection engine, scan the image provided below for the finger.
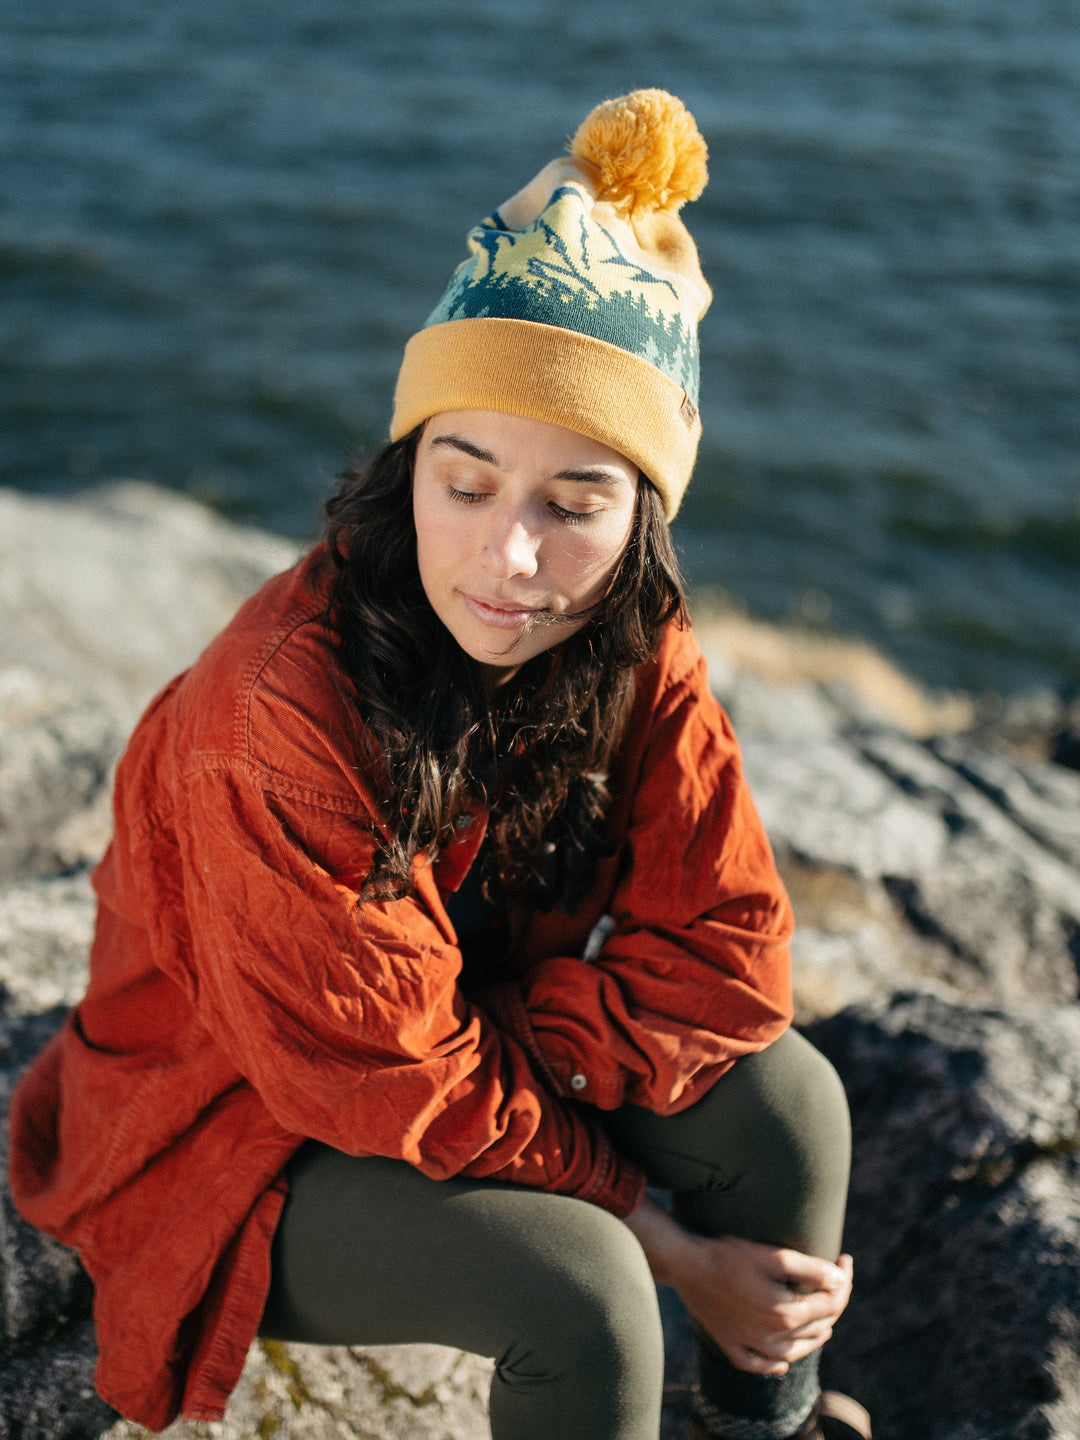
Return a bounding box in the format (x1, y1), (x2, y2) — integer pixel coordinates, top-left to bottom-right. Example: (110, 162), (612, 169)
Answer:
(740, 1314), (833, 1357)
(726, 1345), (790, 1376)
(775, 1320), (835, 1351)
(748, 1326), (834, 1369)
(749, 1325), (832, 1365)
(772, 1290), (849, 1331)
(774, 1332), (834, 1365)
(772, 1248), (850, 1293)
(760, 1312), (836, 1347)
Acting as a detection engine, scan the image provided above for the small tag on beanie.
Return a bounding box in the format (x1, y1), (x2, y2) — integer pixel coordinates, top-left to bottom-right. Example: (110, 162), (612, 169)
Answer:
(679, 392), (698, 429)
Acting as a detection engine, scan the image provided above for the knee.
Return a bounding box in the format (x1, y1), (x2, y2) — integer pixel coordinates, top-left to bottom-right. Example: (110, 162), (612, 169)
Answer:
(490, 1204), (664, 1436)
(764, 1029), (852, 1167)
(667, 1030), (852, 1257)
(774, 1025), (848, 1107)
(545, 1202), (660, 1355)
(497, 1201), (662, 1386)
(751, 1032), (852, 1257)
(706, 1028), (850, 1169)
(661, 1028), (851, 1176)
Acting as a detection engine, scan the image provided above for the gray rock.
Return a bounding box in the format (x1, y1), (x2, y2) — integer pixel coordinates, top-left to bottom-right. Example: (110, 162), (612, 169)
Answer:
(854, 731), (1080, 1007)
(0, 484), (299, 724)
(0, 482), (297, 887)
(98, 1341), (494, 1440)
(0, 994), (106, 1440)
(738, 715), (1080, 1013)
(742, 735), (949, 883)
(968, 687), (1071, 765)
(808, 993), (1080, 1440)
(928, 734), (1080, 872)
(856, 730), (1080, 917)
(0, 689), (121, 885)
(0, 1320), (116, 1440)
(708, 669), (845, 745)
(789, 912), (945, 1019)
(0, 873), (97, 1014)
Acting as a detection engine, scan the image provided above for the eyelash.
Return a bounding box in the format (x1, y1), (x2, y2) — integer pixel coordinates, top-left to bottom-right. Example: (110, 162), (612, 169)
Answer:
(549, 503), (590, 526)
(446, 485), (485, 506)
(445, 486), (594, 526)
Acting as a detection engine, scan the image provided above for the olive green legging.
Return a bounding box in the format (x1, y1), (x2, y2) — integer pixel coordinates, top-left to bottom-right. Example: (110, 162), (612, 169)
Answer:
(259, 1028), (851, 1440)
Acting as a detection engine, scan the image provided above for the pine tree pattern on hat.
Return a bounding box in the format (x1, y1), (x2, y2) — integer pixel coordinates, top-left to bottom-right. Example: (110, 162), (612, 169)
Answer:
(426, 183), (702, 397)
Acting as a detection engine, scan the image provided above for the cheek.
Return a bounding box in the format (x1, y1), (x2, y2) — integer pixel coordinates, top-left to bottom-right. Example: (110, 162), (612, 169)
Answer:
(413, 494), (466, 578)
(574, 545), (619, 596)
(559, 521), (634, 600)
(412, 505), (450, 612)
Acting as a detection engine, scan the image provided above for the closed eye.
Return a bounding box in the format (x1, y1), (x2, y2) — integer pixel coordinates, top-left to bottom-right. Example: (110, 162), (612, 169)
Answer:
(446, 484), (487, 505)
(550, 502), (595, 526)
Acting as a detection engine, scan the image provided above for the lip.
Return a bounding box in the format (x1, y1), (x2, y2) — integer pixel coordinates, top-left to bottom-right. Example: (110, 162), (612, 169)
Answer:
(462, 593), (544, 629)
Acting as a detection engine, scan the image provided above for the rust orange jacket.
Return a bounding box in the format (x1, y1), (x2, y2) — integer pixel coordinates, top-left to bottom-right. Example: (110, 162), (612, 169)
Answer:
(8, 547), (793, 1431)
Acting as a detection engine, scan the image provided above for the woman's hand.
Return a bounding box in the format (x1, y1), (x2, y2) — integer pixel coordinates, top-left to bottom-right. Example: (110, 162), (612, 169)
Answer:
(623, 1196), (853, 1375)
(669, 1232), (853, 1375)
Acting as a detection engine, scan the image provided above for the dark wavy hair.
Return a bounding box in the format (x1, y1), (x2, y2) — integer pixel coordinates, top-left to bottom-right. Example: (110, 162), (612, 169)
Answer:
(323, 426), (688, 912)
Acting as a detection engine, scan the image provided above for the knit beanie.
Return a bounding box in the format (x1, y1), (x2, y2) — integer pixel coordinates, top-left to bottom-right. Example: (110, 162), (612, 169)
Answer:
(391, 89), (712, 519)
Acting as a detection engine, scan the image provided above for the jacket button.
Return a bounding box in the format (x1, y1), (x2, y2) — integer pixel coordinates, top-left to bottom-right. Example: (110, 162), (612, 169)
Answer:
(569, 1073), (587, 1091)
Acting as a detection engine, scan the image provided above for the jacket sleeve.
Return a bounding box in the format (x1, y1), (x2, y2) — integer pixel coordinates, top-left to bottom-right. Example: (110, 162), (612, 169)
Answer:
(135, 758), (644, 1216)
(482, 641), (794, 1116)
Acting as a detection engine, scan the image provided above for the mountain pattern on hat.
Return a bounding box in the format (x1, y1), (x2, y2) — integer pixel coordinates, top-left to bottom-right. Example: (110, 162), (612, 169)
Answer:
(425, 184), (701, 398)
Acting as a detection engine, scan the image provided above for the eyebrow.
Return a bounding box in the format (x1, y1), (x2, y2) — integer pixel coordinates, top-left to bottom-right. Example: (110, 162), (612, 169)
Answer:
(428, 434), (631, 487)
(552, 467), (630, 487)
(428, 434), (505, 467)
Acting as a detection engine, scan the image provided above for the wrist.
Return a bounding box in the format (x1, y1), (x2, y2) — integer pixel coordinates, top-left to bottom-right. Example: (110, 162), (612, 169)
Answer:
(623, 1195), (699, 1289)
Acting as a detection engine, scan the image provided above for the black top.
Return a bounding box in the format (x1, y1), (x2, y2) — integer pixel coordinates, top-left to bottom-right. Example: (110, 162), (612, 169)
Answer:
(442, 835), (514, 994)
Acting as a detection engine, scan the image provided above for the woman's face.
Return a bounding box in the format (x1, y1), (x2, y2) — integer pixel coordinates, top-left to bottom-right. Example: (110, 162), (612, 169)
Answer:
(412, 410), (638, 685)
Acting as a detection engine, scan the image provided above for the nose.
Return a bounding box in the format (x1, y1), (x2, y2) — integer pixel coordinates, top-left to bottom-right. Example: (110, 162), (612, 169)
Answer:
(480, 506), (540, 579)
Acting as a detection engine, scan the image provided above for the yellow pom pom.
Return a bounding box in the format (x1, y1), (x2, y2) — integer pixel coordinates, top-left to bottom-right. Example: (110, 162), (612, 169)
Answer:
(570, 89), (708, 219)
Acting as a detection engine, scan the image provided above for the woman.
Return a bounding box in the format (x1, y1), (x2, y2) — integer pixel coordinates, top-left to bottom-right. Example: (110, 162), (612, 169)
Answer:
(9, 91), (869, 1440)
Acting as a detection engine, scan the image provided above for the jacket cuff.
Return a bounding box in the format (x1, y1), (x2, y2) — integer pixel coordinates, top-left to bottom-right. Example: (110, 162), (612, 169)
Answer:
(474, 981), (630, 1109)
(474, 982), (568, 1097)
(474, 984), (645, 1215)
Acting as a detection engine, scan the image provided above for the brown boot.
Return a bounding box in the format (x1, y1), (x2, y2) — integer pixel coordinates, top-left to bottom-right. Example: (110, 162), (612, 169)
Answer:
(815, 1392), (872, 1440)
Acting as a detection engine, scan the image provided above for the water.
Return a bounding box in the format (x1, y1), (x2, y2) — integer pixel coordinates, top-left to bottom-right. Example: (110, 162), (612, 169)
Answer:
(2, 0), (1078, 697)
